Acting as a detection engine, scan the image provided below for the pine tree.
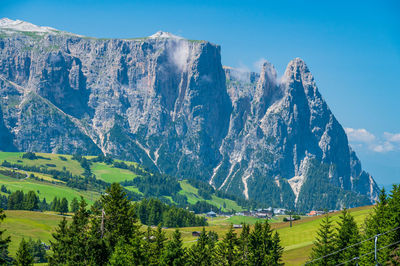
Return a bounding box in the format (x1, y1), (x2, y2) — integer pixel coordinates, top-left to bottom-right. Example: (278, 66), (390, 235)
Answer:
(0, 208), (11, 264)
(86, 203), (110, 265)
(248, 220), (274, 265)
(66, 197), (90, 264)
(238, 223), (250, 264)
(51, 197), (60, 212)
(70, 197), (79, 213)
(214, 224), (239, 265)
(108, 238), (136, 266)
(27, 238), (47, 263)
(186, 228), (213, 266)
(39, 198), (49, 211)
(160, 229), (186, 266)
(360, 188), (392, 265)
(15, 238), (34, 266)
(388, 185), (400, 264)
(59, 197), (69, 215)
(24, 191), (39, 211)
(270, 232), (284, 265)
(150, 224), (167, 265)
(101, 183), (139, 251)
(308, 215), (336, 265)
(333, 209), (360, 265)
(49, 217), (69, 265)
(248, 222), (264, 265)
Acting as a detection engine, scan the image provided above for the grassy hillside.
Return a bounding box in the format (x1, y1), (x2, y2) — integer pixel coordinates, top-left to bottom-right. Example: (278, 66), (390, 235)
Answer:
(3, 210), (72, 255)
(165, 205), (373, 265)
(178, 180), (244, 212)
(1, 205), (373, 264)
(0, 174), (99, 204)
(0, 152), (251, 212)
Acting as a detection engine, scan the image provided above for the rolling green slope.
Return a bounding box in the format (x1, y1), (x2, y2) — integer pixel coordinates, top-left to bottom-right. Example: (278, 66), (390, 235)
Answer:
(0, 174), (99, 204)
(179, 180), (244, 212)
(0, 152), (250, 212)
(1, 205), (373, 262)
(2, 210), (72, 256)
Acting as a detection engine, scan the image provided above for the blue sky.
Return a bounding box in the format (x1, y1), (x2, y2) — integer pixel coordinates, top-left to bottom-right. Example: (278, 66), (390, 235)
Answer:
(1, 0), (399, 186)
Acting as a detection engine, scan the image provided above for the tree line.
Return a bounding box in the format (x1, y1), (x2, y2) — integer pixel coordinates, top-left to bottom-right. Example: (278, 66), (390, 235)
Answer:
(0, 188), (81, 215)
(308, 185), (400, 265)
(0, 182), (284, 265)
(133, 198), (207, 227)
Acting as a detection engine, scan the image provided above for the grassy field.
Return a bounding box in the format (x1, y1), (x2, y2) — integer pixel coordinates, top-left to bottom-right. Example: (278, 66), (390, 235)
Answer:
(0, 205), (374, 264)
(2, 210), (72, 255)
(178, 180), (244, 212)
(0, 166), (64, 184)
(164, 205), (374, 265)
(0, 152), (84, 175)
(0, 174), (99, 204)
(0, 152), (248, 212)
(91, 162), (138, 183)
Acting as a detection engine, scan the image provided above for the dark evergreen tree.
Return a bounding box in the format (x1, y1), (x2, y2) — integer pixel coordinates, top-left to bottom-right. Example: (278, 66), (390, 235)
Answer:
(27, 238), (47, 263)
(65, 198), (90, 264)
(38, 198), (49, 211)
(108, 238), (137, 266)
(49, 218), (68, 265)
(59, 197), (69, 215)
(160, 229), (186, 266)
(0, 208), (11, 264)
(388, 185), (400, 264)
(186, 228), (213, 266)
(15, 238), (34, 266)
(7, 190), (24, 210)
(86, 204), (110, 266)
(24, 191), (39, 211)
(70, 197), (79, 213)
(238, 223), (250, 264)
(360, 189), (391, 265)
(101, 183), (138, 251)
(50, 197), (60, 212)
(150, 224), (167, 265)
(248, 220), (275, 265)
(333, 209), (360, 265)
(271, 232), (284, 265)
(308, 215), (336, 265)
(214, 224), (239, 265)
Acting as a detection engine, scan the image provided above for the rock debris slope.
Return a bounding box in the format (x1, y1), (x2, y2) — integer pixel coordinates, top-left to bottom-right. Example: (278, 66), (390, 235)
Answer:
(0, 18), (379, 211)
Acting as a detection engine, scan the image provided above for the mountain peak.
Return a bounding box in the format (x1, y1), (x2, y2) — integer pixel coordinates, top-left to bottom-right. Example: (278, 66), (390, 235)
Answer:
(149, 31), (184, 39)
(286, 57), (309, 73)
(0, 18), (58, 33)
(283, 57), (312, 83)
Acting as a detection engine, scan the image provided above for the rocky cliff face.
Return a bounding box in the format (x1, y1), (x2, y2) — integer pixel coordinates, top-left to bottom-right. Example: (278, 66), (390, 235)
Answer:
(0, 19), (379, 210)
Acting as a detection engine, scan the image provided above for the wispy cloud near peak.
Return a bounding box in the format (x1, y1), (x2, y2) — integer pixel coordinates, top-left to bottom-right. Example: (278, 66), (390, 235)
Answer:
(345, 128), (400, 153)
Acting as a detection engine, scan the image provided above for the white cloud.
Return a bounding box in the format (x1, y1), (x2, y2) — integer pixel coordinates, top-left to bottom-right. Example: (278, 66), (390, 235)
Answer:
(230, 63), (251, 83)
(371, 142), (395, 153)
(344, 128), (376, 143)
(168, 39), (189, 72)
(254, 58), (267, 72)
(345, 128), (400, 153)
(384, 132), (400, 143)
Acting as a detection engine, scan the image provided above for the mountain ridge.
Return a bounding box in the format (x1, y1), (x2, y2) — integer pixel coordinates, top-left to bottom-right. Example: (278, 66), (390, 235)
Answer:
(0, 18), (379, 211)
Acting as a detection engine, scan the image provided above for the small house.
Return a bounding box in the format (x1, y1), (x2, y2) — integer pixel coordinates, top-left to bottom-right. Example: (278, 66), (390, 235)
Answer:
(206, 211), (217, 217)
(233, 224), (243, 229)
(192, 231), (201, 237)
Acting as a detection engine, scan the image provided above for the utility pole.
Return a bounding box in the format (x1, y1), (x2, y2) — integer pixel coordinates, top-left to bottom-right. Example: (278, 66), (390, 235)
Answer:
(101, 208), (105, 238)
(374, 235), (378, 266)
(289, 209), (292, 228)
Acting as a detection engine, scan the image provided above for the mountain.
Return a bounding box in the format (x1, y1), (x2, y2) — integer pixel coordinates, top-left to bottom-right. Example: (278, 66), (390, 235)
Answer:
(0, 18), (379, 211)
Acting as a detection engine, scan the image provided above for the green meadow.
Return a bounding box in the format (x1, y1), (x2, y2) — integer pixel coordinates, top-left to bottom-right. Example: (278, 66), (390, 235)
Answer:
(1, 205), (373, 265)
(0, 174), (99, 204)
(0, 152), (246, 212)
